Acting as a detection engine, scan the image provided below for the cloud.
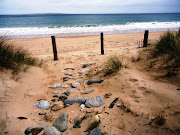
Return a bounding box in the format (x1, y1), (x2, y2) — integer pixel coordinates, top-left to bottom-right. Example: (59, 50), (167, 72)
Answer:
(0, 0), (180, 14)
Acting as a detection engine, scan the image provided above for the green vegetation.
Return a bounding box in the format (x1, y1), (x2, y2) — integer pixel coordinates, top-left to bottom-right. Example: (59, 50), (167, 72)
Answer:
(102, 55), (122, 76)
(0, 37), (41, 78)
(151, 30), (180, 69)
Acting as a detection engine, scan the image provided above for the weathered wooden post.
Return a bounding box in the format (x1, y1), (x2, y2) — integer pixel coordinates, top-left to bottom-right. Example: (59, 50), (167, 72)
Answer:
(143, 30), (149, 47)
(51, 36), (58, 61)
(101, 32), (104, 55)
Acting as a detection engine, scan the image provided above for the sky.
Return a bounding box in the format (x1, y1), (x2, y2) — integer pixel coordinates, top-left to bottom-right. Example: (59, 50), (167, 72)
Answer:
(0, 0), (180, 14)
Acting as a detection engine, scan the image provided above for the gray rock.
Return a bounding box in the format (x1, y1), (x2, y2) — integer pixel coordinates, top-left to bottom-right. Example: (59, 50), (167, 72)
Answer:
(79, 104), (85, 111)
(51, 104), (63, 111)
(63, 77), (70, 82)
(59, 94), (68, 101)
(64, 73), (72, 76)
(53, 113), (69, 132)
(34, 101), (50, 110)
(51, 99), (59, 102)
(80, 63), (93, 68)
(78, 80), (87, 84)
(85, 96), (105, 108)
(72, 82), (80, 88)
(74, 116), (82, 125)
(62, 91), (69, 96)
(49, 84), (62, 89)
(87, 79), (104, 85)
(79, 69), (90, 75)
(24, 125), (47, 135)
(53, 95), (59, 98)
(52, 90), (63, 94)
(44, 126), (61, 135)
(62, 84), (68, 88)
(89, 127), (104, 135)
(67, 88), (76, 94)
(81, 89), (95, 94)
(64, 98), (87, 105)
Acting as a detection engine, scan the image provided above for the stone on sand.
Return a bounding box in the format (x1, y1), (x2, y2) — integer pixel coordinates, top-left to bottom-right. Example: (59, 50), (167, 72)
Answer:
(80, 62), (93, 68)
(44, 126), (61, 135)
(72, 82), (80, 88)
(24, 125), (47, 135)
(64, 98), (87, 105)
(89, 127), (104, 135)
(49, 84), (62, 89)
(81, 89), (95, 94)
(51, 104), (63, 111)
(34, 101), (50, 110)
(85, 96), (105, 108)
(87, 79), (104, 85)
(53, 113), (69, 132)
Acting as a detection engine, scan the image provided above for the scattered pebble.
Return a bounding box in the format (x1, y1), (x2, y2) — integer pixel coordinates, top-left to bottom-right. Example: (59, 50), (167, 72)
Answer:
(64, 73), (72, 76)
(44, 126), (61, 135)
(67, 88), (76, 94)
(39, 112), (47, 115)
(104, 93), (112, 98)
(51, 99), (59, 102)
(79, 104), (85, 111)
(89, 127), (104, 135)
(51, 104), (63, 111)
(72, 82), (80, 88)
(24, 125), (47, 135)
(62, 84), (68, 88)
(17, 117), (27, 120)
(81, 89), (95, 94)
(34, 101), (50, 110)
(49, 84), (62, 89)
(52, 90), (63, 94)
(85, 96), (105, 108)
(80, 62), (92, 68)
(59, 94), (68, 101)
(64, 98), (87, 105)
(53, 113), (69, 132)
(63, 77), (70, 82)
(87, 79), (104, 85)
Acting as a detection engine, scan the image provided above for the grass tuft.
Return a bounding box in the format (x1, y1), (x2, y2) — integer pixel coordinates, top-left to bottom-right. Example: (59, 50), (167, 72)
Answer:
(154, 110), (166, 126)
(102, 55), (122, 76)
(0, 37), (43, 77)
(151, 30), (180, 68)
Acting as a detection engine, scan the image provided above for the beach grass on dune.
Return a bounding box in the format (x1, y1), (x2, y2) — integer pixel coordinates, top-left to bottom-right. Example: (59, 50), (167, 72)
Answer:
(0, 37), (39, 77)
(151, 30), (180, 68)
(102, 55), (123, 76)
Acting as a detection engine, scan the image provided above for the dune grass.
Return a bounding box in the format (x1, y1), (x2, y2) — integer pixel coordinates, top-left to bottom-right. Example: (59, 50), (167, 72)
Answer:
(0, 37), (40, 77)
(102, 55), (123, 76)
(151, 30), (180, 69)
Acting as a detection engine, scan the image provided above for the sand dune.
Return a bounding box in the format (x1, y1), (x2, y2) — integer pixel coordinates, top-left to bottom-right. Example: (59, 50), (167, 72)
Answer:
(0, 32), (180, 135)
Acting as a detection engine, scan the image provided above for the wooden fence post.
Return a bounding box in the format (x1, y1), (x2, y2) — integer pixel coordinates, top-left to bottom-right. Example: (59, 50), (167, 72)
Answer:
(143, 30), (149, 47)
(51, 36), (58, 61)
(101, 32), (104, 55)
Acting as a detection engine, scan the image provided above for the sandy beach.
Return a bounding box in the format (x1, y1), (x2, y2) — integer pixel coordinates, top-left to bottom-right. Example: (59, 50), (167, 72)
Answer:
(0, 32), (180, 135)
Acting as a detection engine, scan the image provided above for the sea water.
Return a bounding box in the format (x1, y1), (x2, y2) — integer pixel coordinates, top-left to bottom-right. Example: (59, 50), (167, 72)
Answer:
(0, 13), (180, 38)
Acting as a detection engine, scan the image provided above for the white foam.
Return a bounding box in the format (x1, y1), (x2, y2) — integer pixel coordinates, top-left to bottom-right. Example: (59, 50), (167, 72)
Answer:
(0, 22), (180, 38)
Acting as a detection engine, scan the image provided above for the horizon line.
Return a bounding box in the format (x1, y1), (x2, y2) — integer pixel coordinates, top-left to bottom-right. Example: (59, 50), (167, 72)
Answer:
(0, 12), (180, 16)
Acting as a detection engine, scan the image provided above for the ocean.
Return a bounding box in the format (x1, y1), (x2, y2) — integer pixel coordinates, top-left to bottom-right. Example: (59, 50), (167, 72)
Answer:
(0, 13), (180, 38)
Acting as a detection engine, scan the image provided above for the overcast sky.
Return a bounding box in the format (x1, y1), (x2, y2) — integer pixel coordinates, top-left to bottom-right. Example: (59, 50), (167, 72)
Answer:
(0, 0), (180, 14)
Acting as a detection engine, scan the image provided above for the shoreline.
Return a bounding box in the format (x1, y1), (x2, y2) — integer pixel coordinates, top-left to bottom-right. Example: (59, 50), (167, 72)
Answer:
(7, 31), (168, 40)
